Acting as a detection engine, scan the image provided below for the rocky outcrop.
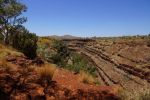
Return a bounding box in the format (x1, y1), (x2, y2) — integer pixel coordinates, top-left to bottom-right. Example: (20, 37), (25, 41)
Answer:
(6, 56), (44, 67)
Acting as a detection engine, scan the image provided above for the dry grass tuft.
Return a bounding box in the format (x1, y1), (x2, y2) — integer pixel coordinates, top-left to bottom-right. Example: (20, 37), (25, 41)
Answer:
(36, 64), (56, 83)
(117, 89), (130, 100)
(79, 71), (96, 84)
(0, 44), (23, 59)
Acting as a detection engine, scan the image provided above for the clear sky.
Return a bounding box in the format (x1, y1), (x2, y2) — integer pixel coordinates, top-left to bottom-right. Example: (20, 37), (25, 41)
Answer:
(23, 0), (150, 37)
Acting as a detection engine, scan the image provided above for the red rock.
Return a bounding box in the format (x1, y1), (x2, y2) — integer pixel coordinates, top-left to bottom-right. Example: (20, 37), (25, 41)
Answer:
(46, 95), (55, 100)
(0, 73), (10, 79)
(25, 83), (41, 90)
(10, 93), (29, 100)
(6, 56), (16, 62)
(3, 84), (12, 93)
(11, 72), (21, 81)
(24, 74), (40, 84)
(29, 86), (45, 99)
(58, 90), (66, 99)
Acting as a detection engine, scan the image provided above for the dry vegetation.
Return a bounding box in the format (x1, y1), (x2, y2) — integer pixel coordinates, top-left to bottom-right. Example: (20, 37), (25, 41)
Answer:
(36, 64), (56, 84)
(37, 37), (57, 62)
(117, 88), (150, 100)
(0, 44), (23, 59)
(79, 71), (96, 84)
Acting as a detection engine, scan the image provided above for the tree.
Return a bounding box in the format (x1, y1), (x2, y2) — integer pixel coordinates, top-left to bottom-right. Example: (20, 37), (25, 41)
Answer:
(0, 0), (27, 44)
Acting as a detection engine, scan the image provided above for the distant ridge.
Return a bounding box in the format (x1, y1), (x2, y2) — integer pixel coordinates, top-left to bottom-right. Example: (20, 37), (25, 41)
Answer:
(49, 35), (81, 39)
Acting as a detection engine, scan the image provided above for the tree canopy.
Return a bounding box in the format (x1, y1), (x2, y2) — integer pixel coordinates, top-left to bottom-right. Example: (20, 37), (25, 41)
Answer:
(0, 0), (38, 59)
(0, 0), (27, 44)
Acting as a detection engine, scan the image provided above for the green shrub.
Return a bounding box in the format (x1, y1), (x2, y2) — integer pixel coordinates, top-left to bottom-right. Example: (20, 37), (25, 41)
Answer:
(51, 40), (70, 66)
(66, 53), (97, 77)
(53, 40), (70, 57)
(37, 37), (55, 62)
(11, 26), (38, 59)
(37, 39), (97, 78)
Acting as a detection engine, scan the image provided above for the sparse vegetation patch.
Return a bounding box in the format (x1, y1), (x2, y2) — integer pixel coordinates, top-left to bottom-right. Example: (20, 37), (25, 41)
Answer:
(79, 71), (97, 84)
(36, 64), (56, 84)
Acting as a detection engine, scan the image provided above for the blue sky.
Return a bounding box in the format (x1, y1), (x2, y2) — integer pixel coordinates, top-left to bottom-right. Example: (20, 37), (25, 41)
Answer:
(23, 0), (150, 37)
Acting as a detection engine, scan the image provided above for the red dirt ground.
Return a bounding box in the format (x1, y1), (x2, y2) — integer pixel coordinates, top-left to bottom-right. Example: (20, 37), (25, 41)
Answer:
(53, 68), (120, 93)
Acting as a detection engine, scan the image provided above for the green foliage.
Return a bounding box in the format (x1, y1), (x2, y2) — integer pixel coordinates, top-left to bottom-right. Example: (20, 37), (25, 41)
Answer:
(53, 40), (70, 57)
(37, 37), (55, 62)
(37, 46), (53, 62)
(37, 38), (70, 66)
(11, 26), (38, 59)
(51, 40), (70, 66)
(0, 0), (27, 44)
(37, 39), (97, 78)
(66, 53), (97, 77)
(0, 0), (27, 25)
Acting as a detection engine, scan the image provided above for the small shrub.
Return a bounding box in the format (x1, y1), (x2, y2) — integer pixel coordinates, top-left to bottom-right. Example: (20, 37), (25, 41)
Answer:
(37, 37), (55, 62)
(66, 53), (97, 77)
(36, 64), (56, 84)
(51, 40), (70, 66)
(95, 80), (101, 86)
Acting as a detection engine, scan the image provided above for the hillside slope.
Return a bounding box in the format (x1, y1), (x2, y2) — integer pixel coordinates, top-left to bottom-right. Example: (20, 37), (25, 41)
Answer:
(0, 43), (120, 100)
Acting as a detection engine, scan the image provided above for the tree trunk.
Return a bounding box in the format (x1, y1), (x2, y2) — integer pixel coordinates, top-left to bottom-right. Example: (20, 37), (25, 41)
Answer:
(4, 20), (9, 45)
(4, 32), (9, 45)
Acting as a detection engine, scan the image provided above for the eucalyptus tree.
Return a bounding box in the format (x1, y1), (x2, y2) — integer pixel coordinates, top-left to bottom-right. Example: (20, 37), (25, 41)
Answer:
(0, 0), (27, 44)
